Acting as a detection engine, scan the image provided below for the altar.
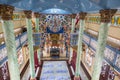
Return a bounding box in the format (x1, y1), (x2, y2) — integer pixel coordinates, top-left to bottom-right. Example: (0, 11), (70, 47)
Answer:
(50, 47), (60, 57)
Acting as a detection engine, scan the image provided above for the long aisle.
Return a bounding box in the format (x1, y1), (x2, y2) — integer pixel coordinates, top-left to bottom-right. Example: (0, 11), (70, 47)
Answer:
(40, 61), (71, 80)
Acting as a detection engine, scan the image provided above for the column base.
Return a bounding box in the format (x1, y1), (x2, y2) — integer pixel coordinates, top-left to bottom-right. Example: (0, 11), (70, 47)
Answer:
(30, 78), (36, 80)
(74, 76), (80, 80)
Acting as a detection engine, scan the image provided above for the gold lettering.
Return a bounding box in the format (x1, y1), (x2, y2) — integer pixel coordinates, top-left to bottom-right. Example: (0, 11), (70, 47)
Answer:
(117, 17), (120, 25)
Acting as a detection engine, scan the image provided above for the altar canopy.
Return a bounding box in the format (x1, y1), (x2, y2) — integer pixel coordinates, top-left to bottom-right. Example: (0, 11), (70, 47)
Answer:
(0, 0), (120, 14)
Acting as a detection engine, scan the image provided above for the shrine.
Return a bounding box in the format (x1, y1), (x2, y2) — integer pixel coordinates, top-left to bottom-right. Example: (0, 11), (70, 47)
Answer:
(0, 0), (120, 80)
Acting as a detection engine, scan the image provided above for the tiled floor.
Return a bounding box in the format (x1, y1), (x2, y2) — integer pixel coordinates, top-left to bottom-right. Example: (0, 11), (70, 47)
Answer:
(40, 61), (71, 80)
(21, 60), (89, 80)
(21, 45), (89, 80)
(42, 47), (89, 80)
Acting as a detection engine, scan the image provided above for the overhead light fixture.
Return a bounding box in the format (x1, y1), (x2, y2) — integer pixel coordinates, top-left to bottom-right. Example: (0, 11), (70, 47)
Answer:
(54, 10), (57, 13)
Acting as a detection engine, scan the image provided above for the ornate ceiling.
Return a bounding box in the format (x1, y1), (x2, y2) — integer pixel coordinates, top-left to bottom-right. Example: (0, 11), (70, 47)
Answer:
(0, 0), (120, 14)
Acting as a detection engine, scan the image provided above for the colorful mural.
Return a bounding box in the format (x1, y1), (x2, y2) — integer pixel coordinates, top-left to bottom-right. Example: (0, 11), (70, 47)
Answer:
(40, 14), (71, 33)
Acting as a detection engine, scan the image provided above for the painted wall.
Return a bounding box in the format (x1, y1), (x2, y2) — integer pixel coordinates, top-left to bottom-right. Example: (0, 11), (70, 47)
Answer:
(85, 12), (120, 40)
(81, 12), (120, 80)
(0, 12), (26, 33)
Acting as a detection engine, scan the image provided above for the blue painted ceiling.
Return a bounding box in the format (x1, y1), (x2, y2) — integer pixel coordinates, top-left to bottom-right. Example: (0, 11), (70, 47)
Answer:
(0, 0), (120, 14)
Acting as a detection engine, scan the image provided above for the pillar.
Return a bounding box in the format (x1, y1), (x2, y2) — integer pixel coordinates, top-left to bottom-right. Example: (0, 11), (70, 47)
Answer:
(34, 12), (41, 64)
(24, 10), (36, 80)
(91, 9), (117, 80)
(71, 14), (76, 33)
(74, 12), (87, 80)
(0, 5), (20, 80)
(69, 14), (76, 64)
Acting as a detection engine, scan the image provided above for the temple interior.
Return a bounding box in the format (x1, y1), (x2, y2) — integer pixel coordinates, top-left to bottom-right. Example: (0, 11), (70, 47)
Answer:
(0, 0), (120, 80)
